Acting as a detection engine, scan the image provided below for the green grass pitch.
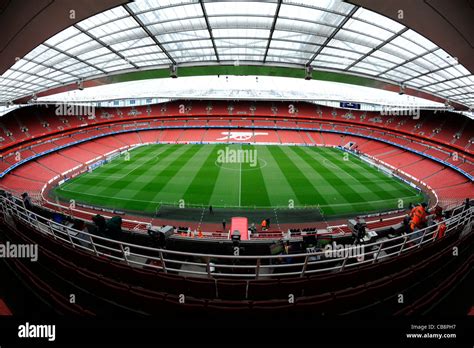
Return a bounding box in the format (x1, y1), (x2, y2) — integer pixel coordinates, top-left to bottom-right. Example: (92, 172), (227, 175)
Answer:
(53, 144), (424, 217)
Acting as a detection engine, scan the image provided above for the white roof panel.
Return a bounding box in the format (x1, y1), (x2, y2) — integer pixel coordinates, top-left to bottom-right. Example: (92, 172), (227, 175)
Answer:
(0, 0), (471, 108)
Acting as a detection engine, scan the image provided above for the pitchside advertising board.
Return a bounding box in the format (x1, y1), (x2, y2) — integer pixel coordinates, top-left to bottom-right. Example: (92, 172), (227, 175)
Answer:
(107, 152), (121, 161)
(88, 159), (106, 172)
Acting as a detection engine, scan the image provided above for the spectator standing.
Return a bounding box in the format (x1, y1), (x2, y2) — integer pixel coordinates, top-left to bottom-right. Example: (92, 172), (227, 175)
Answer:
(106, 216), (123, 239)
(21, 192), (32, 211)
(92, 214), (107, 236)
(464, 198), (471, 211)
(408, 203), (428, 245)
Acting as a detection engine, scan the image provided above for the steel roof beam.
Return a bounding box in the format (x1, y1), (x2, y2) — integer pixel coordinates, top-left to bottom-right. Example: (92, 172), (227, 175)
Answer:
(375, 47), (437, 78)
(435, 84), (472, 94)
(419, 74), (471, 89)
(43, 43), (107, 75)
(345, 28), (408, 71)
(9, 67), (64, 85)
(73, 25), (140, 70)
(199, 0), (220, 62)
(0, 76), (50, 89)
(307, 6), (358, 65)
(123, 4), (176, 65)
(263, 0), (282, 63)
(402, 63), (459, 83)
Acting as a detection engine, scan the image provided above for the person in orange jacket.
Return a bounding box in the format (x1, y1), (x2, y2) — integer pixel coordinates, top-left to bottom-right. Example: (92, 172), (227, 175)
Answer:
(408, 203), (428, 246)
(409, 203), (428, 231)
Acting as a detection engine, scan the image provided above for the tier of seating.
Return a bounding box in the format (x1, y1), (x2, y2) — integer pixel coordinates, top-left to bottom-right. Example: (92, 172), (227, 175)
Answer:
(1, 102), (472, 154)
(0, 101), (472, 237)
(2, 117), (473, 171)
(1, 205), (472, 316)
(4, 127), (472, 196)
(0, 129), (471, 238)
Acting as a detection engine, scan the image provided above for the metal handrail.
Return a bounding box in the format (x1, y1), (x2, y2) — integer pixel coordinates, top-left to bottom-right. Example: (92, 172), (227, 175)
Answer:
(1, 195), (472, 279)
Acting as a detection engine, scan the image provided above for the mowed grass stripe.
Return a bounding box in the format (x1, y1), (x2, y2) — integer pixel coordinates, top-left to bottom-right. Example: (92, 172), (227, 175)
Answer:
(300, 147), (389, 202)
(288, 146), (371, 214)
(312, 147), (413, 200)
(53, 144), (425, 216)
(181, 144), (224, 206)
(54, 187), (161, 211)
(93, 145), (155, 176)
(55, 145), (189, 211)
(267, 145), (328, 207)
(62, 144), (182, 196)
(254, 145), (301, 207)
(153, 144), (216, 204)
(325, 147), (420, 199)
(96, 145), (181, 192)
(59, 145), (200, 212)
(313, 147), (423, 210)
(60, 144), (168, 190)
(240, 145), (272, 208)
(112, 144), (188, 193)
(209, 144), (240, 207)
(129, 145), (202, 204)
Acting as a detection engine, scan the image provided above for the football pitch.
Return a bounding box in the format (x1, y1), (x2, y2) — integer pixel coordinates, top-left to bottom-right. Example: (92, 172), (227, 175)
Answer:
(53, 144), (424, 218)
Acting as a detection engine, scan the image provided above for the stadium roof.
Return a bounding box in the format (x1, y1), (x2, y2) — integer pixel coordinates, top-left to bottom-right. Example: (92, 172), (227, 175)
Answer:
(1, 0), (473, 108)
(36, 76), (445, 108)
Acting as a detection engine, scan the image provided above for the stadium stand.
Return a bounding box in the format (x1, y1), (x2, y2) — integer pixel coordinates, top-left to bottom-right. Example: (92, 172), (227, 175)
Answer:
(1, 3), (473, 342)
(0, 102), (472, 200)
(0, 102), (470, 242)
(0, 194), (471, 317)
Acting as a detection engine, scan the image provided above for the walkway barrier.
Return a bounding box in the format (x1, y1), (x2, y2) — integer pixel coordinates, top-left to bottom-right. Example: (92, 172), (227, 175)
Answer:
(0, 195), (472, 279)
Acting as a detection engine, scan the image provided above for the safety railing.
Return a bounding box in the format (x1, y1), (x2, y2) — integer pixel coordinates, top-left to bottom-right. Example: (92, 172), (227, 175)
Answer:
(0, 195), (472, 279)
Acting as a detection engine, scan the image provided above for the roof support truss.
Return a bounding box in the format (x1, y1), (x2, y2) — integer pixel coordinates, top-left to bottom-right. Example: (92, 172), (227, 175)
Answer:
(123, 4), (176, 65)
(43, 42), (107, 75)
(199, 0), (220, 62)
(74, 24), (140, 70)
(376, 47), (437, 78)
(345, 28), (408, 71)
(263, 0), (282, 63)
(306, 6), (358, 66)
